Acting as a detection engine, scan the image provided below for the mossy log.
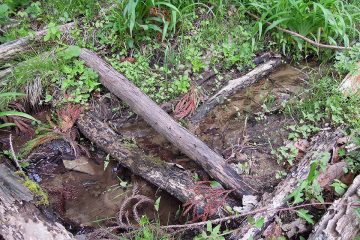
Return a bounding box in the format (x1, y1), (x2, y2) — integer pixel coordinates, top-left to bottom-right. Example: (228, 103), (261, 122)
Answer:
(230, 129), (344, 239)
(79, 48), (256, 197)
(190, 57), (282, 123)
(309, 174), (360, 240)
(0, 164), (74, 240)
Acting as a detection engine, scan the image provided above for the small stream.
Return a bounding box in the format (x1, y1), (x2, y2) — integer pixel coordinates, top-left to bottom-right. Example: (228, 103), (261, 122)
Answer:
(0, 64), (306, 234)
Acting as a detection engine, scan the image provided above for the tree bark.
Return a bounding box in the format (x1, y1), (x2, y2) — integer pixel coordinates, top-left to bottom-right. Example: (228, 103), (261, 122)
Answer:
(76, 111), (196, 203)
(309, 174), (360, 240)
(190, 58), (282, 123)
(0, 164), (74, 240)
(230, 129), (343, 239)
(0, 22), (74, 65)
(79, 48), (256, 197)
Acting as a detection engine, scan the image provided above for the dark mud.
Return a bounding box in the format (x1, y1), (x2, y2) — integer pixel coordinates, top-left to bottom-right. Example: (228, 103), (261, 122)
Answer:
(0, 64), (306, 236)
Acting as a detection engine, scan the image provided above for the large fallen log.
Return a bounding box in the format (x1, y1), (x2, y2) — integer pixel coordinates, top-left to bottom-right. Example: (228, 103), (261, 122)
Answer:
(190, 58), (282, 123)
(79, 48), (256, 197)
(77, 111), (195, 203)
(0, 22), (74, 65)
(230, 129), (343, 239)
(0, 164), (74, 240)
(309, 174), (360, 240)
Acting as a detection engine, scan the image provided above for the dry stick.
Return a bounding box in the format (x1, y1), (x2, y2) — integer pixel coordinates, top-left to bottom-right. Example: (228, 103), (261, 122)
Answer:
(79, 49), (257, 197)
(246, 12), (348, 50)
(9, 134), (21, 170)
(160, 202), (360, 230)
(0, 22), (75, 65)
(190, 58), (282, 123)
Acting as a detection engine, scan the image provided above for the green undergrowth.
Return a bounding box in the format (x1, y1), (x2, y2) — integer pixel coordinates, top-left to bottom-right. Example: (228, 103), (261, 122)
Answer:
(285, 76), (360, 132)
(1, 46), (99, 107)
(0, 0), (104, 43)
(241, 0), (360, 60)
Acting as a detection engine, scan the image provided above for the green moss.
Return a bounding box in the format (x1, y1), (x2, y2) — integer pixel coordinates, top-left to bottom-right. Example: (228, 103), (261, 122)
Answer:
(16, 171), (49, 205)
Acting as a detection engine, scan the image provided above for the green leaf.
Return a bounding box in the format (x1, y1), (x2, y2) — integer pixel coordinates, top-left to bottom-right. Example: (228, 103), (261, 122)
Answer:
(206, 221), (212, 232)
(0, 111), (40, 123)
(0, 92), (26, 98)
(0, 123), (16, 128)
(154, 196), (161, 212)
(265, 18), (289, 34)
(62, 45), (81, 60)
(210, 181), (222, 188)
(296, 209), (314, 225)
(254, 217), (265, 228)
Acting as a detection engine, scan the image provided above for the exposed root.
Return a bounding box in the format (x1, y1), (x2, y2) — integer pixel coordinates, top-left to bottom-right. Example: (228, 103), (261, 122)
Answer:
(174, 86), (203, 119)
(116, 185), (155, 229)
(183, 181), (233, 222)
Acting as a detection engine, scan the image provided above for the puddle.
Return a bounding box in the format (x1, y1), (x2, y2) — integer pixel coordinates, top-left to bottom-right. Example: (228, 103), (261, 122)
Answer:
(0, 64), (306, 234)
(108, 64), (306, 192)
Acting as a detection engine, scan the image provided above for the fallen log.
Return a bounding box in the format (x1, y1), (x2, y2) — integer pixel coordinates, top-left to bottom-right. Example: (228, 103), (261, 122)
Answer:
(79, 48), (256, 197)
(0, 67), (11, 80)
(0, 22), (74, 65)
(77, 111), (195, 203)
(309, 174), (360, 240)
(190, 58), (282, 123)
(0, 164), (74, 240)
(230, 129), (343, 239)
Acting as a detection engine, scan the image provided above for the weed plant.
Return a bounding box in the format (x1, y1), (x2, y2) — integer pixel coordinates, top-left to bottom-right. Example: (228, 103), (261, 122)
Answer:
(242, 0), (360, 59)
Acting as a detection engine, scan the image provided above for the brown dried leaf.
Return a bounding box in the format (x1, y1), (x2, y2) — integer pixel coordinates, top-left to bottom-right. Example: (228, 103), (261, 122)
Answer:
(318, 161), (347, 188)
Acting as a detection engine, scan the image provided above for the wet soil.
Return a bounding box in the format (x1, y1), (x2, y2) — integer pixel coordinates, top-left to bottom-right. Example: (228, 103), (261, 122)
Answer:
(109, 64), (306, 192)
(0, 64), (306, 236)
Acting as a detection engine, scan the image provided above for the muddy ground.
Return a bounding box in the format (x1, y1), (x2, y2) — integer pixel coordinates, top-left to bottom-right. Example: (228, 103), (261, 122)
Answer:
(0, 64), (307, 236)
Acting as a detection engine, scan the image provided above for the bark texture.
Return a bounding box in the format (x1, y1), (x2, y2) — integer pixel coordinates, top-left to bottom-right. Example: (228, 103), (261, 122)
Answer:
(79, 48), (256, 197)
(190, 58), (282, 123)
(230, 129), (344, 239)
(309, 174), (360, 240)
(0, 164), (74, 240)
(77, 111), (195, 203)
(0, 22), (74, 64)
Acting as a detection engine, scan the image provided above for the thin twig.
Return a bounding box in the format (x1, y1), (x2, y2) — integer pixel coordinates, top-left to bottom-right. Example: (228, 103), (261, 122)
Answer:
(9, 134), (22, 170)
(246, 12), (348, 51)
(160, 201), (360, 229)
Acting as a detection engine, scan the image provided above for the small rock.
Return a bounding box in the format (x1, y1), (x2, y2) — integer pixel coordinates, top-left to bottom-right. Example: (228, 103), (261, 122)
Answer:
(63, 156), (100, 175)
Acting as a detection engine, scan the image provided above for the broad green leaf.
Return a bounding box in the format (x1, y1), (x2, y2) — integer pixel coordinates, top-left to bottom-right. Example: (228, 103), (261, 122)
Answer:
(0, 111), (40, 123)
(62, 45), (81, 59)
(296, 209), (314, 225)
(154, 196), (161, 212)
(0, 123), (16, 128)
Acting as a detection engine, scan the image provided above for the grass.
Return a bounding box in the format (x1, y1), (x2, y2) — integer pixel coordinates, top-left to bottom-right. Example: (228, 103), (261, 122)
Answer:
(1, 1), (360, 237)
(241, 0), (360, 59)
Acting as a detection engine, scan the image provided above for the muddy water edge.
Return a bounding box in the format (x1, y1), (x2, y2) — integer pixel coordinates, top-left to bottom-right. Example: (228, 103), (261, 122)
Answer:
(0, 64), (306, 235)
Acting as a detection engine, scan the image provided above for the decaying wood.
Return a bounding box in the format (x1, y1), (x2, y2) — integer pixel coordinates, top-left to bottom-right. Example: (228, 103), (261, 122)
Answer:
(230, 129), (343, 239)
(79, 48), (256, 197)
(309, 174), (360, 240)
(0, 164), (74, 240)
(190, 58), (282, 123)
(0, 67), (11, 80)
(77, 111), (195, 203)
(0, 22), (74, 65)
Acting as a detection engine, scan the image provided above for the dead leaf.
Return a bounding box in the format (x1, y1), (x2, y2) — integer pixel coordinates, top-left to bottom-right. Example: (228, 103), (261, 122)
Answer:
(294, 139), (309, 152)
(339, 61), (360, 95)
(281, 218), (308, 238)
(233, 195), (258, 213)
(263, 222), (283, 239)
(318, 161), (347, 188)
(337, 137), (349, 145)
